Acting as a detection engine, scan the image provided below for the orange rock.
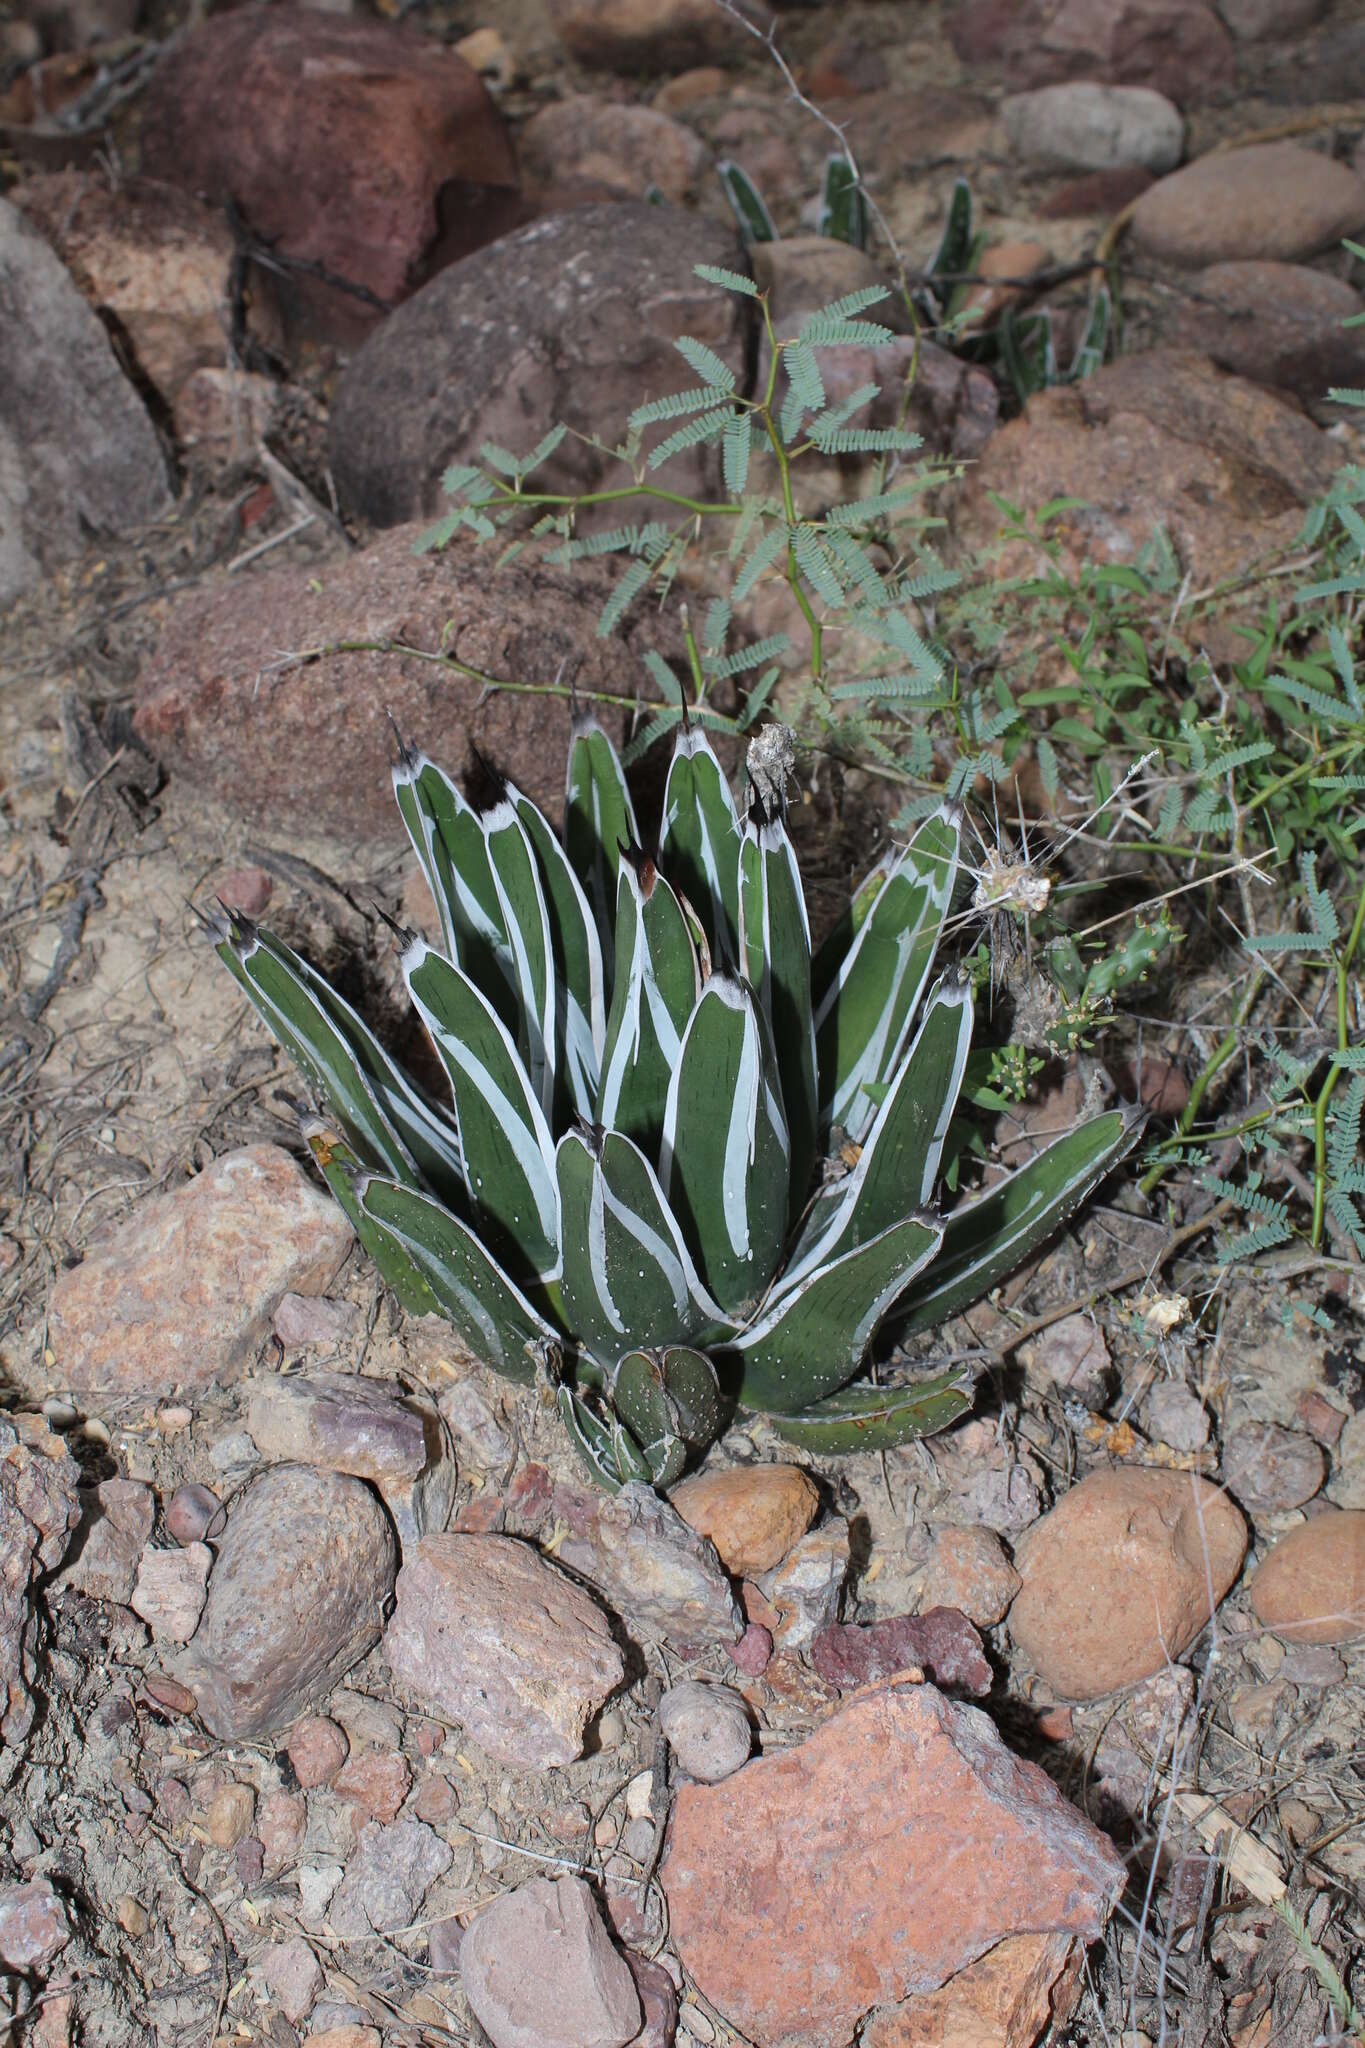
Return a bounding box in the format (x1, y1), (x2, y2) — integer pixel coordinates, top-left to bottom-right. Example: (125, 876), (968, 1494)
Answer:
(960, 240), (1051, 330)
(862, 1931), (1084, 2048)
(1009, 1469), (1246, 1698)
(1249, 1510), (1365, 1645)
(671, 1464), (819, 1576)
(918, 1526), (1021, 1627)
(662, 1677), (1124, 2048)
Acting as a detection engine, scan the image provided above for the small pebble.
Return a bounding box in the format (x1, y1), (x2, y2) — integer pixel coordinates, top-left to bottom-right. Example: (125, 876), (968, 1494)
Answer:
(207, 1430), (259, 1474)
(414, 1774), (457, 1825)
(157, 1405), (192, 1433)
(1223, 1422), (1324, 1513)
(625, 1770), (654, 1821)
(726, 1621), (772, 1676)
(236, 1836), (265, 1888)
(287, 1714), (350, 1789)
(143, 1674), (197, 1717)
(1143, 1382), (1210, 1452)
(131, 1543), (211, 1642)
(115, 1895), (149, 1937)
(166, 1484), (221, 1547)
(206, 1783), (255, 1849)
(659, 1681), (752, 1784)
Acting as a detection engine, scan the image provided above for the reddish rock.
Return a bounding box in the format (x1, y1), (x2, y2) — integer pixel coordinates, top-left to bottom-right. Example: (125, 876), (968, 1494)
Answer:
(287, 1714), (350, 1789)
(131, 1542), (211, 1643)
(166, 1484), (221, 1548)
(48, 1144), (352, 1396)
(213, 864), (274, 917)
(133, 527), (678, 850)
(960, 240), (1052, 332)
(1110, 1055), (1189, 1115)
(140, 8), (519, 342)
(53, 1477), (154, 1604)
(1131, 145), (1365, 266)
(328, 204), (749, 530)
(952, 349), (1343, 593)
(1009, 1470), (1247, 1698)
(385, 1534), (625, 1768)
(1222, 1422), (1325, 1513)
(259, 1787), (307, 1874)
(334, 1750), (412, 1826)
(1250, 1510), (1365, 1645)
(1296, 1389), (1347, 1447)
(271, 1293), (357, 1348)
(662, 1676), (1124, 2048)
(918, 1527), (1021, 1628)
(726, 1621), (773, 1676)
(1, 1415), (81, 1744)
(1037, 165), (1155, 218)
(206, 1782), (255, 1849)
(671, 1465), (819, 1577)
(0, 1879), (70, 1970)
(144, 1674), (198, 1717)
(414, 1773), (458, 1825)
(811, 1610), (992, 1696)
(861, 1932), (1084, 2048)
(625, 1951), (679, 2048)
(183, 1464), (396, 1740)
(546, 0), (748, 72)
(946, 0), (1232, 107)
(1164, 260), (1365, 420)
(520, 98), (710, 206)
(461, 1876), (641, 2048)
(246, 1371), (456, 1546)
(554, 1481), (743, 1651)
(264, 1934), (323, 2026)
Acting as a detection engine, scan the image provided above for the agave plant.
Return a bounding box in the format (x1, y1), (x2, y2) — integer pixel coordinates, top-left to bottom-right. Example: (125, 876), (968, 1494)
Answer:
(210, 717), (1139, 1491)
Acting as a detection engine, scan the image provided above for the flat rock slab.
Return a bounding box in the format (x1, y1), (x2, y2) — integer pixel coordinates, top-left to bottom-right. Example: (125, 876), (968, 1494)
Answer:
(133, 526), (676, 848)
(48, 1143), (352, 1397)
(246, 1372), (456, 1547)
(461, 1876), (640, 2048)
(554, 1481), (743, 1651)
(52, 1478), (154, 1604)
(384, 1534), (624, 1768)
(181, 1463), (396, 1740)
(327, 202), (748, 528)
(328, 1818), (452, 1939)
(662, 1676), (1125, 2048)
(0, 195), (170, 607)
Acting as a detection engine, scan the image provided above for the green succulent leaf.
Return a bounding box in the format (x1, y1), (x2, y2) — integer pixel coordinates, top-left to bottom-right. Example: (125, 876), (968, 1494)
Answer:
(819, 154), (869, 249)
(556, 1128), (731, 1370)
(358, 1174), (562, 1383)
(483, 798), (558, 1120)
(303, 1120), (443, 1319)
(891, 1106), (1143, 1337)
(814, 803), (961, 1141)
(402, 937), (559, 1282)
(734, 1210), (942, 1414)
(505, 778), (606, 1122)
(767, 1367), (977, 1452)
(658, 726), (743, 966)
(717, 159), (776, 246)
(214, 911), (465, 1211)
(596, 851), (700, 1153)
(558, 1385), (639, 1492)
(660, 976), (790, 1316)
(738, 795), (819, 1223)
(810, 849), (894, 1011)
(565, 714), (640, 980)
(784, 973), (973, 1289)
(610, 1349), (714, 1486)
(391, 745), (515, 1023)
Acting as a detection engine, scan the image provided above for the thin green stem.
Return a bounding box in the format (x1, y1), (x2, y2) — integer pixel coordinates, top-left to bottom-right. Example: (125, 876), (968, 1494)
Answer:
(1311, 872), (1365, 1246)
(490, 478), (742, 520)
(1138, 967), (1266, 1196)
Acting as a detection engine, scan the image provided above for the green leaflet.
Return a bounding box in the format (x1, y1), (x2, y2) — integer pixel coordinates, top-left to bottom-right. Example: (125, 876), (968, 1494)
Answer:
(891, 1107), (1143, 1336)
(660, 976), (790, 1317)
(358, 1174), (560, 1384)
(814, 804), (961, 1142)
(658, 726), (743, 967)
(391, 745), (514, 1023)
(738, 797), (819, 1223)
(214, 911), (465, 1210)
(402, 937), (559, 1283)
(556, 1129), (730, 1371)
(781, 974), (973, 1292)
(596, 851), (700, 1153)
(303, 1120), (442, 1319)
(483, 798), (557, 1121)
(768, 1368), (977, 1452)
(565, 715), (639, 981)
(733, 1211), (942, 1415)
(505, 777), (606, 1123)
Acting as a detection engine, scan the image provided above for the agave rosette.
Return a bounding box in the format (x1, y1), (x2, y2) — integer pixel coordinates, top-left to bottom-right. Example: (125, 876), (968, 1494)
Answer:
(211, 716), (1139, 1490)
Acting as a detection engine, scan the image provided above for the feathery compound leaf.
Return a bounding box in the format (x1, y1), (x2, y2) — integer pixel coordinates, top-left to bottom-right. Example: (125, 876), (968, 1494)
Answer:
(645, 405), (733, 473)
(658, 725), (743, 965)
(673, 335), (738, 391)
(790, 525), (845, 607)
(734, 522), (789, 600)
(598, 554), (656, 636)
(798, 311), (896, 349)
(627, 387), (723, 430)
(565, 714), (639, 980)
(1329, 1073), (1365, 1184)
(784, 340), (826, 413)
(694, 261), (759, 297)
(660, 976), (789, 1316)
(707, 633), (789, 679)
(722, 412), (752, 493)
(814, 803), (961, 1141)
(717, 160), (776, 245)
(1301, 851), (1341, 943)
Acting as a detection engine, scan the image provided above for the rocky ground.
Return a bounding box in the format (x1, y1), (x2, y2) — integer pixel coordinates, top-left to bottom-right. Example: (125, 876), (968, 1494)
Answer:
(3, 0), (1365, 2045)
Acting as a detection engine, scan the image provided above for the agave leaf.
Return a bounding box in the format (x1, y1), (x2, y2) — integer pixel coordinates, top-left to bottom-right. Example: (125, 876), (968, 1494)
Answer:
(814, 804), (961, 1142)
(891, 1107), (1143, 1337)
(565, 714), (639, 979)
(738, 795), (818, 1222)
(658, 726), (743, 966)
(659, 976), (790, 1317)
(303, 1120), (443, 1318)
(717, 160), (776, 246)
(767, 1367), (977, 1451)
(609, 1355), (695, 1485)
(391, 745), (514, 1020)
(558, 1385), (635, 1492)
(483, 799), (558, 1120)
(215, 912), (465, 1210)
(624, 1345), (725, 1448)
(733, 1211), (942, 1415)
(506, 779), (606, 1122)
(359, 1174), (562, 1382)
(596, 850), (700, 1153)
(401, 937), (559, 1282)
(810, 849), (894, 1011)
(556, 1128), (731, 1370)
(819, 155), (868, 249)
(781, 974), (973, 1292)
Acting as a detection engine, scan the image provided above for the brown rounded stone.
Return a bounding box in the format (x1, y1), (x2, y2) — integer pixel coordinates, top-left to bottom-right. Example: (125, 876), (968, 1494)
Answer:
(918, 1526), (1021, 1628)
(1250, 1511), (1365, 1646)
(1130, 143), (1365, 267)
(287, 1714), (350, 1790)
(671, 1465), (819, 1576)
(1009, 1470), (1247, 1699)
